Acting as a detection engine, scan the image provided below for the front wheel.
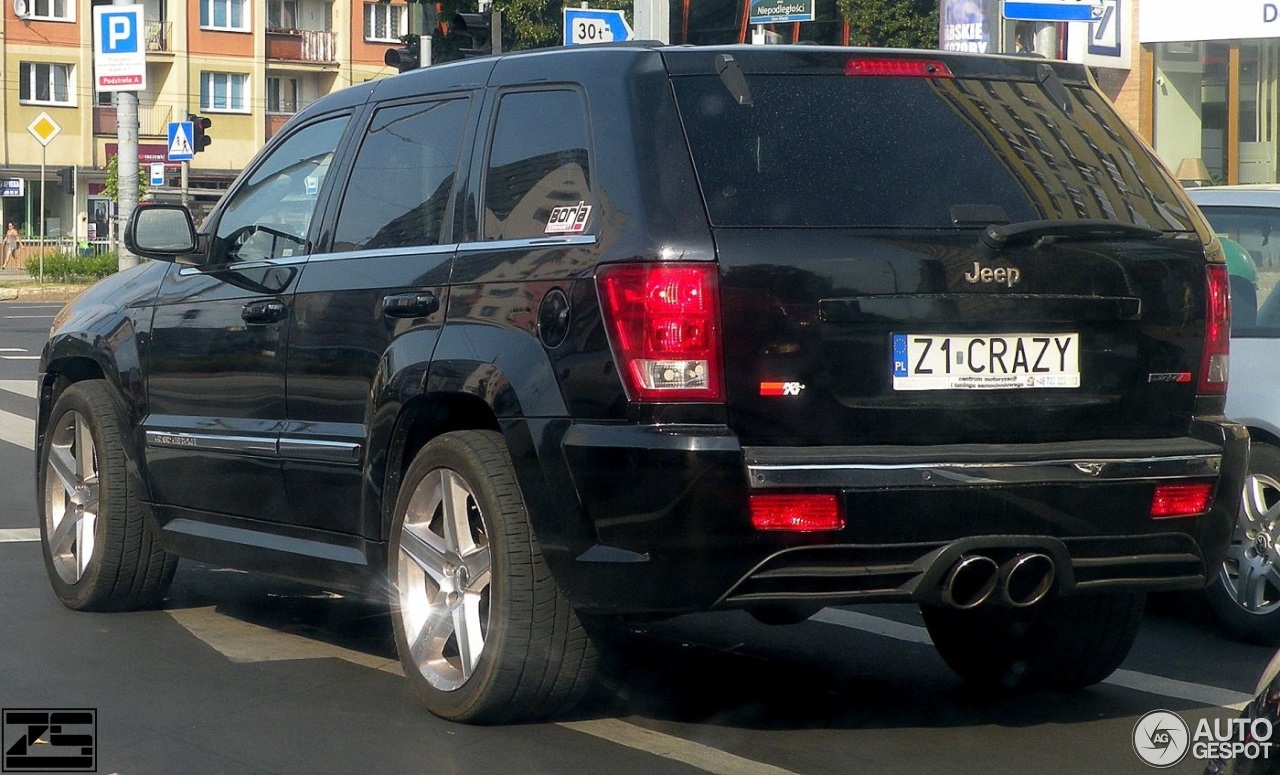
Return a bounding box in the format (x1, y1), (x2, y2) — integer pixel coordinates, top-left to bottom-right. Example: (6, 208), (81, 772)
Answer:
(1207, 442), (1280, 644)
(389, 430), (598, 723)
(921, 593), (1144, 690)
(38, 380), (177, 611)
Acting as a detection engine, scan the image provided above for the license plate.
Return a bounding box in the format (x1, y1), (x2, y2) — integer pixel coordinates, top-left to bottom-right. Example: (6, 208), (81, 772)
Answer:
(891, 333), (1080, 391)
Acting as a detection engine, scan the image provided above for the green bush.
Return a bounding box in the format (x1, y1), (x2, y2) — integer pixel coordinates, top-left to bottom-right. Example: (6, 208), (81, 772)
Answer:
(25, 251), (118, 283)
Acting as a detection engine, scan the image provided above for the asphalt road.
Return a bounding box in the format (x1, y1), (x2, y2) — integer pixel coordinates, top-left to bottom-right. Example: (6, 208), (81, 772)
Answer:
(0, 298), (1276, 775)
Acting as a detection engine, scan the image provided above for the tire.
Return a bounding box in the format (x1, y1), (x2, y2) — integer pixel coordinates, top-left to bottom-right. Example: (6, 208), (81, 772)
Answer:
(921, 592), (1145, 690)
(38, 380), (177, 611)
(1207, 442), (1280, 645)
(388, 430), (598, 723)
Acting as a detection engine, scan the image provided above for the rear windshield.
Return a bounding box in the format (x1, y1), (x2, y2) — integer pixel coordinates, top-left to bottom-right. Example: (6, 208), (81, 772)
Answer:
(670, 74), (1198, 231)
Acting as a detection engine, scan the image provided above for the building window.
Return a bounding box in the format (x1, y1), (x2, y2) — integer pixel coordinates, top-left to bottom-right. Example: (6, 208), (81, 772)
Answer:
(267, 77), (299, 113)
(201, 72), (248, 112)
(30, 0), (72, 21)
(268, 0), (299, 30)
(201, 0), (247, 31)
(19, 63), (71, 105)
(364, 2), (404, 42)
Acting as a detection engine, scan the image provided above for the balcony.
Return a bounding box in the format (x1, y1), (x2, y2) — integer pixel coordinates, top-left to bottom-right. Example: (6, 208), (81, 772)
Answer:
(266, 29), (337, 64)
(94, 102), (174, 137)
(145, 20), (172, 53)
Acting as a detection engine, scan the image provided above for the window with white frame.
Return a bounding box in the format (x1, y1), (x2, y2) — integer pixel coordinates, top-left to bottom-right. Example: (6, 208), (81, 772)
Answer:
(364, 2), (404, 42)
(29, 0), (72, 21)
(268, 0), (299, 30)
(201, 72), (248, 112)
(200, 0), (248, 31)
(267, 77), (299, 113)
(20, 63), (71, 105)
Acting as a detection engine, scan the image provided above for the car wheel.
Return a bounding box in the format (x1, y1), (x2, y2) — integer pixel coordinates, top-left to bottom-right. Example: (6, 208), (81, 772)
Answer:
(39, 380), (177, 611)
(1207, 442), (1280, 644)
(921, 592), (1144, 690)
(389, 430), (598, 723)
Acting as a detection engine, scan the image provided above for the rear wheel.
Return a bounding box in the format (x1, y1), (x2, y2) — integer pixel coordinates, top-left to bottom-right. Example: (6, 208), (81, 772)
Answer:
(1207, 442), (1280, 644)
(921, 593), (1144, 690)
(389, 430), (598, 723)
(38, 380), (177, 611)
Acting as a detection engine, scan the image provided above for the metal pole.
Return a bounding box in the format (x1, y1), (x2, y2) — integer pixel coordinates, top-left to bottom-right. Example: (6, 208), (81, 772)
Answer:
(634, 0), (670, 43)
(39, 145), (45, 285)
(181, 160), (190, 207)
(114, 0), (140, 270)
(1034, 22), (1058, 59)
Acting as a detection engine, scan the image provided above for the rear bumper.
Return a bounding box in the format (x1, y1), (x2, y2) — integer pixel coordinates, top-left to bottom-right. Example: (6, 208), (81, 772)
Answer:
(531, 419), (1247, 615)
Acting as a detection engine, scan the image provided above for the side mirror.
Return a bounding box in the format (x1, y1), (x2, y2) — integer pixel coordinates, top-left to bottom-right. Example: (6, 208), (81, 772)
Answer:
(124, 205), (199, 262)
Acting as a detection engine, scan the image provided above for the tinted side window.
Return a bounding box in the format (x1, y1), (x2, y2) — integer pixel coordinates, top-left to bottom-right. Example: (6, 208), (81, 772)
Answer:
(332, 98), (470, 252)
(212, 116), (347, 264)
(483, 89), (591, 241)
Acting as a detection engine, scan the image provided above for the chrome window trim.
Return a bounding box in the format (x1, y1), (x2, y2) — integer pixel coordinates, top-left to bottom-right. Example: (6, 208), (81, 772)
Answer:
(305, 243), (459, 263)
(457, 235), (598, 252)
(178, 255), (309, 276)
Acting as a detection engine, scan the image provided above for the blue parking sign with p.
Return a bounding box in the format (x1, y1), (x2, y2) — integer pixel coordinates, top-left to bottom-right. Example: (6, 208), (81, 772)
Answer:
(100, 11), (139, 54)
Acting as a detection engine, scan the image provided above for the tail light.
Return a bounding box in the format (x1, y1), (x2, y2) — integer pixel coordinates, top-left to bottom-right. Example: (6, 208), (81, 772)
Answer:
(844, 58), (954, 78)
(750, 494), (844, 532)
(596, 262), (723, 402)
(1150, 482), (1214, 519)
(1198, 264), (1230, 395)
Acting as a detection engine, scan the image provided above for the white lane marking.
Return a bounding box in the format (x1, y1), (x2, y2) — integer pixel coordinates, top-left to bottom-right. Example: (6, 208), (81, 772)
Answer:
(0, 528), (39, 542)
(4, 315), (54, 319)
(0, 348), (26, 352)
(812, 608), (1253, 710)
(1, 355), (40, 360)
(559, 719), (802, 775)
(0, 408), (34, 450)
(0, 380), (37, 399)
(166, 606), (404, 673)
(170, 606), (800, 775)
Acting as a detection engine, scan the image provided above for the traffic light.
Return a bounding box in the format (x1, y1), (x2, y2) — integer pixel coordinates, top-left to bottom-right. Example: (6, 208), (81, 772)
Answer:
(56, 166), (74, 195)
(384, 39), (421, 73)
(451, 10), (501, 58)
(187, 114), (212, 154)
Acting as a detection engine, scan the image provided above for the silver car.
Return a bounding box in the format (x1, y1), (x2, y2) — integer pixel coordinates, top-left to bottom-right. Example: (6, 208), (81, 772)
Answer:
(1188, 184), (1280, 644)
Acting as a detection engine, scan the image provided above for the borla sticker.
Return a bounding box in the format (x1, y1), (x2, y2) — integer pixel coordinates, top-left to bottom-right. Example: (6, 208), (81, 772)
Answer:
(545, 201), (592, 234)
(760, 381), (805, 396)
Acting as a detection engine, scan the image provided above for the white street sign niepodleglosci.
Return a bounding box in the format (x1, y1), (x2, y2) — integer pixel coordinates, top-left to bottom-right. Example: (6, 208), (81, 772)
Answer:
(27, 113), (60, 147)
(93, 4), (146, 92)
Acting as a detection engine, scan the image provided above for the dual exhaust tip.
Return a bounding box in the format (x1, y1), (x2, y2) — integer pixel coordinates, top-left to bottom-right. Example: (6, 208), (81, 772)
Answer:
(940, 552), (1055, 610)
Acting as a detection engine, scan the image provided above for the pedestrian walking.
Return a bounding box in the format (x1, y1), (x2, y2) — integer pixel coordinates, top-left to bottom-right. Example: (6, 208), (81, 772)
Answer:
(3, 223), (19, 269)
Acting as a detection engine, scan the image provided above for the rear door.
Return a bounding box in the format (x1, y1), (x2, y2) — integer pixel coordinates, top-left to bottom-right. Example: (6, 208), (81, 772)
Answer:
(280, 94), (475, 537)
(666, 51), (1211, 446)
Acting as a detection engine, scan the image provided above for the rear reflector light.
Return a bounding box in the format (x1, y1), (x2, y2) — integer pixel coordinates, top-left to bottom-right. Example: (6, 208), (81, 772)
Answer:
(1198, 264), (1230, 395)
(1150, 483), (1214, 519)
(844, 58), (954, 78)
(750, 494), (844, 532)
(596, 263), (723, 402)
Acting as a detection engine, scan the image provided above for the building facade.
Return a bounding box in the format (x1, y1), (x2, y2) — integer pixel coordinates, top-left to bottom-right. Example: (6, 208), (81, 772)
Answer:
(1, 0), (410, 244)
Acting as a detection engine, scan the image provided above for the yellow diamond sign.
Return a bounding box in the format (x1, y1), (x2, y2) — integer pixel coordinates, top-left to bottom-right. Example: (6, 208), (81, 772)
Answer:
(27, 112), (61, 147)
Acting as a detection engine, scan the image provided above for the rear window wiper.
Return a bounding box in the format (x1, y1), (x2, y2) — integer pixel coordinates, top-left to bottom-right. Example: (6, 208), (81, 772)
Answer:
(980, 219), (1163, 253)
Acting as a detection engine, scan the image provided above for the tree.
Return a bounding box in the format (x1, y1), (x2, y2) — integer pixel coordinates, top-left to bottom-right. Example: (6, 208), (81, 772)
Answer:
(101, 154), (148, 204)
(838, 0), (940, 49)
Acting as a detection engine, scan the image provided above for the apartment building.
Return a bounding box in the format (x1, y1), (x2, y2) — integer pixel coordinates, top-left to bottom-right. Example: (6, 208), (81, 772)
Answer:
(1, 0), (410, 241)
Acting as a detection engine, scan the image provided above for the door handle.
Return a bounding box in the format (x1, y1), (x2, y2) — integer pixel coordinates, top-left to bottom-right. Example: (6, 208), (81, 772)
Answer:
(382, 291), (439, 319)
(241, 299), (287, 325)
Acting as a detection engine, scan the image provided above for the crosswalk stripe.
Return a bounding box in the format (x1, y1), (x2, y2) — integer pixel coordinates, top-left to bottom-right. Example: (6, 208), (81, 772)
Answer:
(0, 528), (39, 542)
(0, 380), (37, 399)
(0, 408), (35, 450)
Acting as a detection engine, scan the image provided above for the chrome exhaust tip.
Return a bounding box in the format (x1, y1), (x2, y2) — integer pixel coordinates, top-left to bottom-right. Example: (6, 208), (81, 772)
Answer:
(940, 555), (1000, 610)
(1000, 553), (1056, 608)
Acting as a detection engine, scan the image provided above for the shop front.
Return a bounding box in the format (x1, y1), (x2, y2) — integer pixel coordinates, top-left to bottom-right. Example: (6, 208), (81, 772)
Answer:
(1142, 0), (1280, 185)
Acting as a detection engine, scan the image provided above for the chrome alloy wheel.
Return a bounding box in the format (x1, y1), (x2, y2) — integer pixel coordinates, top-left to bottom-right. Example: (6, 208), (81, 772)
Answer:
(42, 408), (99, 585)
(1220, 470), (1280, 616)
(396, 468), (493, 692)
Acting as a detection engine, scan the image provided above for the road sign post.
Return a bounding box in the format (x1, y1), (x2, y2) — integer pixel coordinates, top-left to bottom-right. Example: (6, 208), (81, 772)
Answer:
(27, 113), (60, 286)
(563, 8), (633, 46)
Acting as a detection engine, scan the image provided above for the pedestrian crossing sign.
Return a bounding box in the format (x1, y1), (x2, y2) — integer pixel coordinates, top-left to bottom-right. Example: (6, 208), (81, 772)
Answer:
(167, 121), (194, 161)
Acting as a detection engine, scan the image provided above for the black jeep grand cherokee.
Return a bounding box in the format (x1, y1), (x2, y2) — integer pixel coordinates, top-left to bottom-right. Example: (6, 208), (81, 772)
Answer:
(38, 44), (1247, 723)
